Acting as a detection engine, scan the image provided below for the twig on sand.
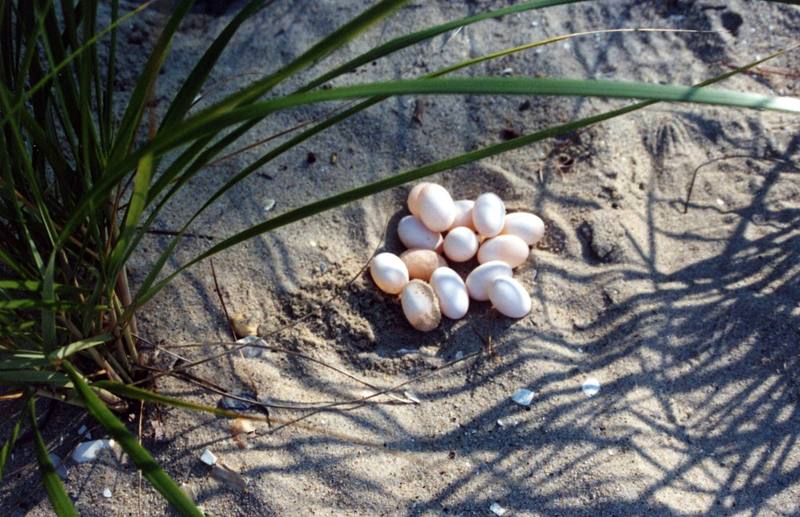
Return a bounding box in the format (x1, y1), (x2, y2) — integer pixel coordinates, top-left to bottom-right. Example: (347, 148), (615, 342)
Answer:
(683, 154), (799, 213)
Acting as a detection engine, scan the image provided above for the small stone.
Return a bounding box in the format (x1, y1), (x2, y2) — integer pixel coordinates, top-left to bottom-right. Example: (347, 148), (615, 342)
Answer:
(220, 389), (258, 410)
(582, 377), (601, 397)
(230, 418), (255, 435)
(236, 335), (267, 358)
(200, 449), (217, 466)
(211, 464), (246, 491)
(102, 488), (112, 498)
(71, 439), (113, 463)
(454, 350), (464, 360)
(511, 388), (535, 407)
(230, 313), (258, 338)
(490, 502), (507, 516)
(263, 199), (276, 213)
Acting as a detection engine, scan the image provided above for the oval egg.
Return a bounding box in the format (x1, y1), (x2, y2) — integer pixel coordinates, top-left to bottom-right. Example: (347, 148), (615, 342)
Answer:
(465, 260), (513, 301)
(430, 267), (469, 319)
(417, 184), (456, 232)
(488, 276), (531, 318)
(502, 212), (545, 246)
(450, 199), (475, 230)
(401, 280), (442, 331)
(397, 215), (443, 251)
(472, 193), (506, 238)
(477, 235), (529, 268)
(369, 252), (409, 294)
(407, 182), (432, 216)
(443, 226), (479, 262)
(401, 249), (448, 282)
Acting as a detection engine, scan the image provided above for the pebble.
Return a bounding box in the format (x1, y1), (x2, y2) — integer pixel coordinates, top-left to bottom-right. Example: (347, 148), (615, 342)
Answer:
(263, 198), (276, 213)
(511, 388), (535, 406)
(220, 389), (258, 410)
(102, 488), (112, 498)
(490, 502), (507, 516)
(230, 313), (258, 338)
(403, 390), (421, 404)
(237, 335), (267, 358)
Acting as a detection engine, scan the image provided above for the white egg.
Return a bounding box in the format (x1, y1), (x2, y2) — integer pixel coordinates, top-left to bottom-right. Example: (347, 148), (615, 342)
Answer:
(502, 212), (545, 246)
(472, 193), (506, 238)
(369, 252), (409, 294)
(443, 226), (479, 262)
(488, 276), (531, 318)
(401, 280), (442, 331)
(430, 267), (469, 319)
(397, 215), (443, 251)
(477, 235), (529, 268)
(401, 249), (448, 281)
(465, 260), (513, 301)
(450, 199), (475, 230)
(417, 184), (456, 232)
(407, 182), (432, 216)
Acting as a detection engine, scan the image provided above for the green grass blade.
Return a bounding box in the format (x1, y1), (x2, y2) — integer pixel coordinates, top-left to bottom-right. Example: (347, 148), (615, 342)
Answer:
(62, 361), (203, 517)
(0, 401), (27, 480)
(48, 334), (111, 362)
(29, 397), (78, 517)
(108, 153), (153, 272)
(0, 352), (48, 370)
(301, 0), (585, 92)
(146, 77), (800, 157)
(94, 381), (268, 421)
(0, 370), (72, 386)
(107, 0), (195, 167)
(159, 0), (268, 131)
(41, 255), (56, 351)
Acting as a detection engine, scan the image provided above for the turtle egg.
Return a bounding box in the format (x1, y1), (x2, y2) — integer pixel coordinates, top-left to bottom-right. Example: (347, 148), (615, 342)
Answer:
(398, 215), (443, 251)
(418, 184), (456, 232)
(465, 260), (512, 301)
(488, 276), (531, 318)
(369, 252), (409, 294)
(430, 267), (469, 319)
(450, 199), (475, 230)
(473, 193), (506, 238)
(502, 212), (545, 246)
(401, 280), (442, 331)
(477, 235), (529, 268)
(443, 226), (479, 262)
(407, 182), (432, 216)
(401, 249), (448, 282)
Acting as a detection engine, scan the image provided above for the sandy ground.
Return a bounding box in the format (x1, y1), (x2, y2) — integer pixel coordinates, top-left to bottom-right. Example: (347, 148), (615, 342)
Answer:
(3, 0), (800, 515)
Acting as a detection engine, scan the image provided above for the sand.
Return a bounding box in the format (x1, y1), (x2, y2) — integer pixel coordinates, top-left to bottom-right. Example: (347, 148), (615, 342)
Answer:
(2, 0), (800, 515)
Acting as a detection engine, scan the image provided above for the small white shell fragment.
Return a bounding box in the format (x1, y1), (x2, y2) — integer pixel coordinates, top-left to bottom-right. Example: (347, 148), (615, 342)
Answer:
(488, 276), (531, 318)
(502, 211), (545, 246)
(582, 377), (601, 397)
(407, 182), (432, 216)
(450, 199), (475, 230)
(403, 390), (421, 404)
(400, 249), (447, 282)
(417, 184), (456, 232)
(397, 215), (443, 251)
(477, 234), (530, 268)
(237, 335), (268, 358)
(102, 488), (112, 498)
(71, 439), (113, 463)
(369, 252), (409, 295)
(430, 267), (469, 319)
(400, 279), (442, 331)
(465, 261), (512, 301)
(443, 226), (479, 262)
(511, 388), (535, 406)
(200, 449), (218, 466)
(472, 193), (506, 238)
(490, 502), (507, 516)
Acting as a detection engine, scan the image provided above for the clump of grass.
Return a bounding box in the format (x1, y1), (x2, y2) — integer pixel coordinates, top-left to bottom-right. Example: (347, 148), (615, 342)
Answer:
(1, 0), (798, 514)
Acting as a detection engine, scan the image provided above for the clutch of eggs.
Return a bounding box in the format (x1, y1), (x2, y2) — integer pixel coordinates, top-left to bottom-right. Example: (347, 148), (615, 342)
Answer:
(369, 182), (545, 331)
